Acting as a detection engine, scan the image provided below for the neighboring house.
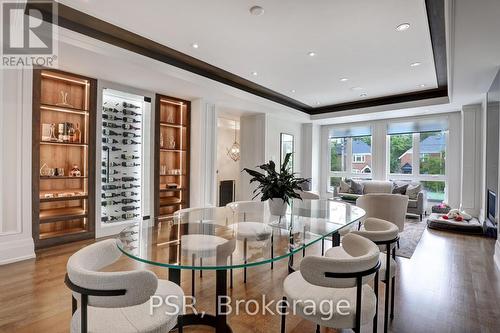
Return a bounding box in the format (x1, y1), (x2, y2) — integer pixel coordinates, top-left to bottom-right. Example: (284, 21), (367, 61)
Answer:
(398, 134), (446, 173)
(351, 139), (372, 173)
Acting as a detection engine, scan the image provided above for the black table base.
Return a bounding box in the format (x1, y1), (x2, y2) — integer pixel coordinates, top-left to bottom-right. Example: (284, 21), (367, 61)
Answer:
(169, 268), (232, 333)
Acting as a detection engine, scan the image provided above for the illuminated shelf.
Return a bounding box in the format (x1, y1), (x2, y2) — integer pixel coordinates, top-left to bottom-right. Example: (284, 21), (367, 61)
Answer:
(39, 207), (88, 223)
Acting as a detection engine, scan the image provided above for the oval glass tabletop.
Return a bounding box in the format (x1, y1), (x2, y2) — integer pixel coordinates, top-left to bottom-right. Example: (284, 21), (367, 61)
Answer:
(116, 199), (365, 270)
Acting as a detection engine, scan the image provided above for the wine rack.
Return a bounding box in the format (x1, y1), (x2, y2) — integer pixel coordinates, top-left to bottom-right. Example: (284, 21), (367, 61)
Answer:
(100, 89), (144, 224)
(154, 95), (190, 222)
(32, 69), (96, 249)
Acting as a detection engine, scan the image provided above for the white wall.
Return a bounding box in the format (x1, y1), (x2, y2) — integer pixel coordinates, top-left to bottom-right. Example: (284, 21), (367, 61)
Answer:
(0, 69), (36, 264)
(301, 123), (321, 192)
(216, 118), (241, 203)
(266, 115), (303, 173)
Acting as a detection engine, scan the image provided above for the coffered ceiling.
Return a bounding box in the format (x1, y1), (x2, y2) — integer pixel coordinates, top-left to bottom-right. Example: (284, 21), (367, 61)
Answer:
(33, 0), (447, 114)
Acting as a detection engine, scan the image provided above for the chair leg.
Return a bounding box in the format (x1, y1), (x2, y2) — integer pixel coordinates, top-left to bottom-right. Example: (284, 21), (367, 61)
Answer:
(230, 255), (234, 289)
(280, 296), (287, 333)
(199, 258), (203, 278)
(270, 234), (274, 270)
(81, 294), (88, 333)
(316, 324), (320, 333)
(177, 314), (183, 333)
(391, 276), (395, 320)
(374, 270), (379, 333)
(71, 295), (77, 315)
(191, 254), (196, 297)
(355, 276), (362, 333)
(243, 238), (248, 284)
(321, 238), (325, 256)
(384, 245), (391, 333)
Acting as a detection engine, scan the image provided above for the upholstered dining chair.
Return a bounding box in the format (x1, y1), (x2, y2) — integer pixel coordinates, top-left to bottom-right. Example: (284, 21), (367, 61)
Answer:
(226, 200), (273, 284)
(356, 194), (409, 232)
(65, 239), (184, 333)
(347, 218), (399, 333)
(281, 233), (380, 333)
(174, 206), (226, 297)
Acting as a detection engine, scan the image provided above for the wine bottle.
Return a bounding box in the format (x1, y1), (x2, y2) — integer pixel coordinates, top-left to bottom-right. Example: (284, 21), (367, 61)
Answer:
(123, 117), (141, 124)
(102, 215), (120, 222)
(121, 198), (140, 204)
(122, 139), (141, 145)
(121, 154), (139, 160)
(103, 107), (120, 113)
(121, 191), (139, 197)
(102, 121), (121, 129)
(102, 137), (119, 144)
(123, 109), (141, 116)
(103, 129), (119, 136)
(122, 213), (140, 219)
(102, 114), (123, 121)
(122, 183), (140, 189)
(102, 199), (120, 206)
(123, 132), (141, 138)
(122, 123), (140, 130)
(103, 146), (122, 152)
(122, 205), (140, 212)
(123, 102), (140, 109)
(102, 184), (120, 190)
(122, 176), (139, 182)
(121, 162), (140, 167)
(102, 192), (120, 198)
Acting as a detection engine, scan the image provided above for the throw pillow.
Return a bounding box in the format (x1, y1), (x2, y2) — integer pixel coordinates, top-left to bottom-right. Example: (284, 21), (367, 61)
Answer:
(406, 184), (422, 199)
(339, 179), (351, 193)
(392, 183), (408, 195)
(350, 179), (364, 194)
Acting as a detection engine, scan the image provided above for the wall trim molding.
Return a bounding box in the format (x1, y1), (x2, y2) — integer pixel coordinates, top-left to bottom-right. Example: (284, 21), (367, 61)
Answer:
(0, 237), (35, 265)
(494, 241), (500, 271)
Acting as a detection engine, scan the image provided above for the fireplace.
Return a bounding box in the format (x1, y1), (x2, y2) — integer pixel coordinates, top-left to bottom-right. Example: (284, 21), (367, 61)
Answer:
(487, 190), (497, 223)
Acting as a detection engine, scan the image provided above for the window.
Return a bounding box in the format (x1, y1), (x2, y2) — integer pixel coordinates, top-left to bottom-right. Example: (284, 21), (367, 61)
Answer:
(419, 131), (445, 175)
(329, 133), (372, 191)
(330, 138), (347, 172)
(388, 134), (413, 174)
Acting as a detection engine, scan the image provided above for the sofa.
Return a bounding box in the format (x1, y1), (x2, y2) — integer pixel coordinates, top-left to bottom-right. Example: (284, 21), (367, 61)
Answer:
(337, 180), (426, 220)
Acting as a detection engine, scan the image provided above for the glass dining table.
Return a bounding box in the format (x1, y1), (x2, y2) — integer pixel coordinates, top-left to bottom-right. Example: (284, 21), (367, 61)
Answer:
(117, 199), (365, 333)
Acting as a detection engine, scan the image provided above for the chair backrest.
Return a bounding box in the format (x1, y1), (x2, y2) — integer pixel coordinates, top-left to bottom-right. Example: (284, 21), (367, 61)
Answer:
(300, 233), (380, 288)
(226, 200), (265, 222)
(67, 239), (158, 308)
(356, 193), (408, 232)
(361, 180), (393, 194)
(294, 190), (320, 200)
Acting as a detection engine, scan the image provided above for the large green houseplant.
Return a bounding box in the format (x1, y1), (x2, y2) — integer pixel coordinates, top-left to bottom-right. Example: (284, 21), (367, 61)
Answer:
(243, 153), (309, 215)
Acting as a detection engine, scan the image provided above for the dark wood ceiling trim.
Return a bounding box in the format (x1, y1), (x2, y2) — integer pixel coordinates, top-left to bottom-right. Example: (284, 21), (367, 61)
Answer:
(26, 0), (447, 116)
(310, 88), (448, 115)
(425, 0), (448, 88)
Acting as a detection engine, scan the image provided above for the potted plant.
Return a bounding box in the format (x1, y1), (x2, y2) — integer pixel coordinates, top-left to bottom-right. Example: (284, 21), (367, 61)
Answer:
(243, 153), (309, 216)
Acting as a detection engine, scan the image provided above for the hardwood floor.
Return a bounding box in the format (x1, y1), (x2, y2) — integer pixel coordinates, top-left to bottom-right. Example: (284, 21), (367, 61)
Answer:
(0, 227), (499, 332)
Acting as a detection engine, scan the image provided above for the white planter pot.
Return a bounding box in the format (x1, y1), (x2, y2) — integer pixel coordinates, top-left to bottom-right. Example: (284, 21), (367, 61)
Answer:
(269, 198), (287, 216)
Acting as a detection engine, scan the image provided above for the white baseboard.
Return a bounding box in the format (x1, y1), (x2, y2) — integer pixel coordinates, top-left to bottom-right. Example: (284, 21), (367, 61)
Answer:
(0, 237), (35, 265)
(494, 241), (500, 271)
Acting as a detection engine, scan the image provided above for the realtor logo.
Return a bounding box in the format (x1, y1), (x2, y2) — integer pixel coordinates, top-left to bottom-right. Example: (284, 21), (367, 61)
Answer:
(1, 0), (58, 68)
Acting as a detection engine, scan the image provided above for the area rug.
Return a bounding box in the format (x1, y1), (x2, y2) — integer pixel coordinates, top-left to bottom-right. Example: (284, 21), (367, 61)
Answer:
(396, 218), (427, 259)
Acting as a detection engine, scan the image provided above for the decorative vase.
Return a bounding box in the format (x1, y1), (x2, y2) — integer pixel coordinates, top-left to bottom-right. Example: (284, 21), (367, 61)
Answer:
(269, 198), (287, 216)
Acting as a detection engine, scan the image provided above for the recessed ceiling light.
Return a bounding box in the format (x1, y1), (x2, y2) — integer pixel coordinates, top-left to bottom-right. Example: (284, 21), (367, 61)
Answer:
(314, 101), (320, 105)
(191, 43), (199, 49)
(340, 78), (349, 82)
(360, 93), (367, 97)
(410, 62), (421, 67)
(290, 89), (296, 93)
(308, 51), (316, 57)
(249, 5), (264, 16)
(351, 86), (363, 91)
(418, 84), (426, 88)
(251, 71), (258, 76)
(396, 23), (410, 31)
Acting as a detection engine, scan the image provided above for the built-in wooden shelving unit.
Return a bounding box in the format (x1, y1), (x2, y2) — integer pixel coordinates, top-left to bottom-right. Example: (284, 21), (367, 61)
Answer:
(32, 69), (96, 248)
(154, 95), (190, 222)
